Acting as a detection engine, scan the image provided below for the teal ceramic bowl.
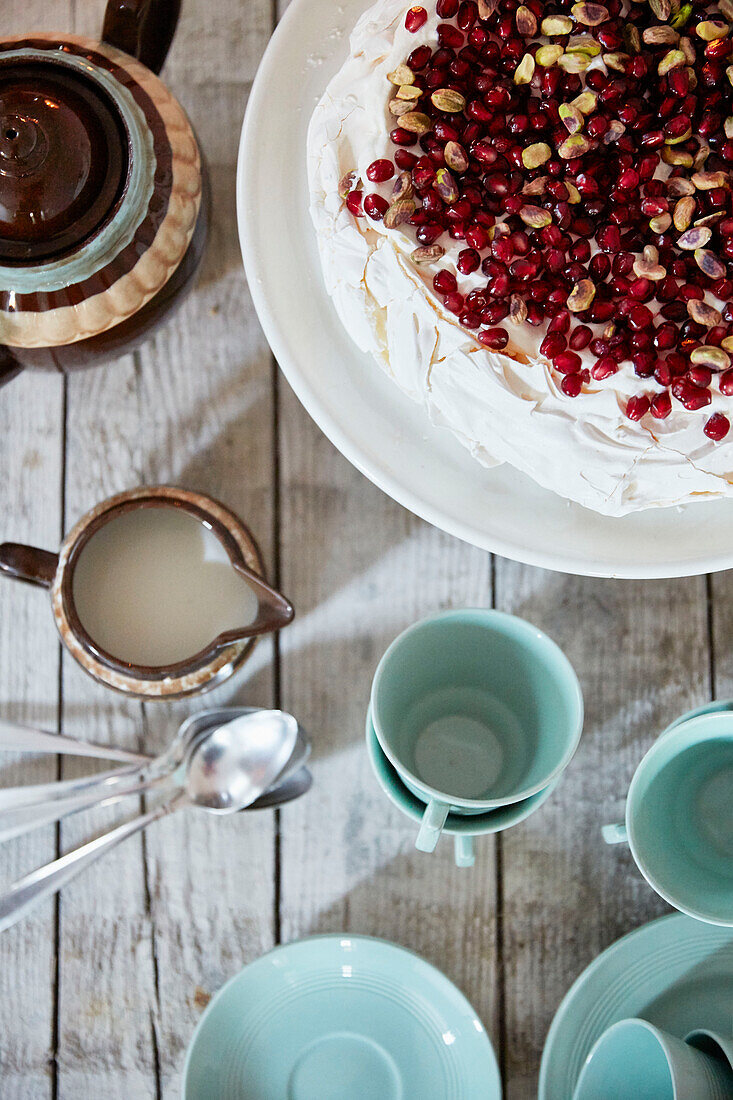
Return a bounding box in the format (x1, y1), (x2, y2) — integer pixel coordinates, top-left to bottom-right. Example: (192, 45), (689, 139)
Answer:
(182, 935), (502, 1099)
(625, 713), (733, 927)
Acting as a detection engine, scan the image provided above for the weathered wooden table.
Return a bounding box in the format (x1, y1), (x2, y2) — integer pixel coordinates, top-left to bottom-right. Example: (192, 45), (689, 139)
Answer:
(1, 1), (723, 1096)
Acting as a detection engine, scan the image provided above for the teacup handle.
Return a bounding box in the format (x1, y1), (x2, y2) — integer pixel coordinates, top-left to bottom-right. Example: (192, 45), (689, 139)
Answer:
(415, 798), (449, 853)
(102, 0), (181, 75)
(454, 835), (475, 868)
(602, 822), (629, 845)
(0, 543), (59, 590)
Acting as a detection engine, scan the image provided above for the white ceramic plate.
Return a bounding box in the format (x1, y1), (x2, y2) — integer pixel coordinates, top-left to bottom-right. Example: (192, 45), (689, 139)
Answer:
(237, 0), (733, 578)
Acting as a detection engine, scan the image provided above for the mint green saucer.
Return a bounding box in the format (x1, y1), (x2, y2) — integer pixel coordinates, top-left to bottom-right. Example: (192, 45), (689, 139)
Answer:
(539, 913), (733, 1100)
(183, 935), (501, 1099)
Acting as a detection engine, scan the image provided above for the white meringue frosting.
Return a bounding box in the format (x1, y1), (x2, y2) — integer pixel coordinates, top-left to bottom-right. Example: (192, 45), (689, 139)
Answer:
(307, 0), (733, 516)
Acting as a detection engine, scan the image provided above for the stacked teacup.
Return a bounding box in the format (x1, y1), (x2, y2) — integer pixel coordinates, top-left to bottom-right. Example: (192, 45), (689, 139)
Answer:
(573, 1018), (733, 1099)
(604, 701), (733, 928)
(367, 609), (583, 867)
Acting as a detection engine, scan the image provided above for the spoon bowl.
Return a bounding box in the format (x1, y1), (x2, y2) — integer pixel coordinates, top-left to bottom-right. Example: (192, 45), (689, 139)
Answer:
(185, 711), (299, 812)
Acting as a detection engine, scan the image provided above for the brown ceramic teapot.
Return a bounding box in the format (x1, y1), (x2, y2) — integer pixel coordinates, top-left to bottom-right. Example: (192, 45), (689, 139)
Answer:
(0, 0), (207, 384)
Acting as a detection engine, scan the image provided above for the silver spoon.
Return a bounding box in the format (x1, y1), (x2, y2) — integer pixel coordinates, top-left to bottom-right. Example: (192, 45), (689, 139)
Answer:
(0, 709), (306, 843)
(0, 717), (151, 764)
(247, 765), (312, 810)
(0, 711), (301, 932)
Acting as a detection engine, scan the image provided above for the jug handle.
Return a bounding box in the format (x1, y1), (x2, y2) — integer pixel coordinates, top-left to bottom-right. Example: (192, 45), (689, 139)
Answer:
(102, 0), (181, 75)
(0, 544), (59, 590)
(0, 348), (23, 389)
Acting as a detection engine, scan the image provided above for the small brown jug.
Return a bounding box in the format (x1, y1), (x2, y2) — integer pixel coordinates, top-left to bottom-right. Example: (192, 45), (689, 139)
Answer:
(0, 0), (207, 384)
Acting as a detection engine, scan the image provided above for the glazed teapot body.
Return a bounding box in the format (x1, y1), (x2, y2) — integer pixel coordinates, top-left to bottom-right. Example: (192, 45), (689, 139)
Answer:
(0, 0), (207, 383)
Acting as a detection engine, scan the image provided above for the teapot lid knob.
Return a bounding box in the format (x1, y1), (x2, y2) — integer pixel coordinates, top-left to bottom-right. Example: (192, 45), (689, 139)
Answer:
(0, 61), (127, 262)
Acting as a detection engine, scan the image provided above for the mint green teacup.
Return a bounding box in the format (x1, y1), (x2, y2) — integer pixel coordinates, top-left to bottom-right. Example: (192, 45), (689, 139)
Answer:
(370, 609), (583, 854)
(603, 712), (733, 926)
(573, 1018), (733, 1100)
(366, 709), (560, 866)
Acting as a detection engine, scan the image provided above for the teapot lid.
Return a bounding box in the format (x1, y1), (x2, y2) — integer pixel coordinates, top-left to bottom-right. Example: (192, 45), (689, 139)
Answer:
(0, 61), (128, 263)
(0, 36), (201, 350)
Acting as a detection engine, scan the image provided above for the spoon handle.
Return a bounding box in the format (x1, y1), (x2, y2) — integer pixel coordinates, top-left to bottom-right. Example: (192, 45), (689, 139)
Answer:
(0, 719), (152, 764)
(0, 771), (176, 844)
(0, 764), (148, 812)
(0, 793), (188, 933)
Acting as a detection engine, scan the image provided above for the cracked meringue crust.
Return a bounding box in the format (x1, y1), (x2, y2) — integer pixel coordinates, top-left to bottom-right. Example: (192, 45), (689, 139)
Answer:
(307, 0), (733, 516)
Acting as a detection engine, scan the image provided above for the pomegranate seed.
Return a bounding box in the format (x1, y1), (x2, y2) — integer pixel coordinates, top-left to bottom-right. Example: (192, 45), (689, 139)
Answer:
(465, 225), (488, 250)
(569, 326), (593, 351)
(720, 370), (733, 396)
(444, 292), (464, 314)
(618, 169), (640, 191)
(629, 278), (651, 301)
(561, 374), (583, 397)
(405, 5), (427, 31)
(436, 0), (458, 15)
(654, 324), (677, 351)
(591, 357), (618, 381)
(688, 367), (712, 389)
(437, 23), (464, 47)
(650, 391), (671, 419)
(487, 274), (510, 298)
(346, 190), (363, 217)
(654, 361), (671, 387)
(433, 270), (457, 295)
(672, 380), (712, 410)
(478, 327), (509, 350)
(633, 353), (656, 378)
(511, 258), (540, 281)
(457, 0), (478, 30)
(460, 310), (481, 329)
(704, 413), (730, 441)
(628, 305), (654, 331)
(554, 351), (582, 375)
(668, 68), (689, 96)
(540, 334), (566, 358)
(390, 128), (417, 146)
(366, 159), (394, 183)
(626, 394), (650, 421)
(364, 194), (389, 221)
(548, 311), (571, 335)
(407, 45), (431, 69)
(416, 222), (443, 244)
(457, 248), (481, 275)
(394, 150), (418, 170)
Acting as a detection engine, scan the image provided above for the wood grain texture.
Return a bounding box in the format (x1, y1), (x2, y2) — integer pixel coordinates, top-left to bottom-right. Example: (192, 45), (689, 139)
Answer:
(276, 389), (504, 1047)
(494, 565), (710, 1098)
(0, 370), (63, 1099)
(0, 7), (71, 1096)
(1, 0), (724, 1097)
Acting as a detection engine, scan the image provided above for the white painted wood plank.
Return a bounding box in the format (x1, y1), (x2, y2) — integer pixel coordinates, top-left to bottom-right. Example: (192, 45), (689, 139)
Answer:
(113, 5), (279, 1098)
(709, 573), (733, 697)
(276, 392), (503, 1047)
(58, 361), (158, 1100)
(0, 7), (70, 1096)
(494, 566), (709, 1099)
(49, 1), (278, 1094)
(0, 370), (63, 1099)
